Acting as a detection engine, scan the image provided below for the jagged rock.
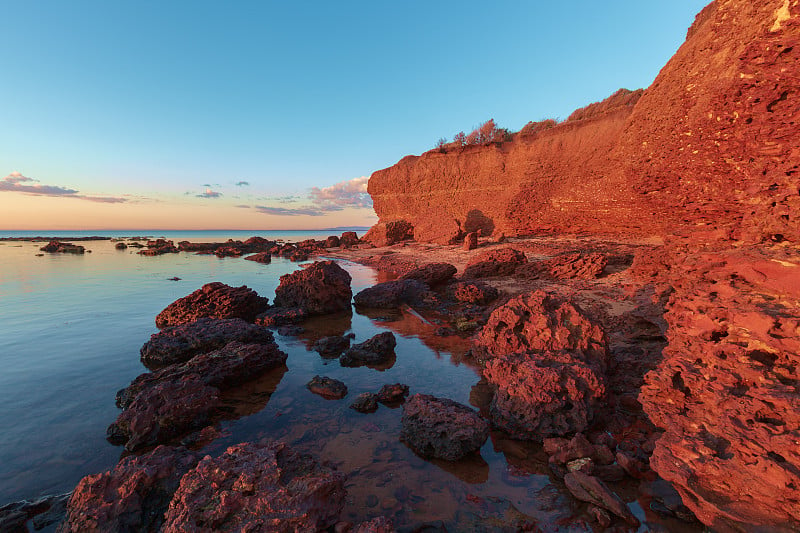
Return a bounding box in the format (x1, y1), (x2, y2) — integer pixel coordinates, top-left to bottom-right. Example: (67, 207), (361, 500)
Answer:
(398, 263), (457, 286)
(340, 231), (360, 247)
(463, 231), (478, 250)
(244, 252), (271, 263)
(447, 281), (499, 305)
(0, 493), (70, 533)
(59, 446), (198, 533)
(140, 318), (275, 368)
(155, 282), (270, 328)
(312, 335), (351, 357)
(325, 235), (340, 247)
(563, 471), (639, 527)
(546, 252), (608, 279)
(353, 516), (395, 532)
(377, 383), (409, 405)
(139, 239), (178, 256)
(161, 441), (345, 532)
(39, 241), (85, 254)
(107, 375), (220, 451)
(121, 341), (287, 409)
(350, 393), (379, 413)
(273, 261), (352, 315)
(483, 351), (606, 441)
(462, 248), (527, 278)
(400, 394), (489, 461)
(353, 280), (433, 309)
(474, 290), (608, 370)
(307, 376), (348, 399)
(340, 332), (396, 367)
(255, 306), (308, 327)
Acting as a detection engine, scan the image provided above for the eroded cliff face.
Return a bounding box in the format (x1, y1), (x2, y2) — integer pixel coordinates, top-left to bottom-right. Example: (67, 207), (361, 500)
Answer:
(368, 0), (800, 244)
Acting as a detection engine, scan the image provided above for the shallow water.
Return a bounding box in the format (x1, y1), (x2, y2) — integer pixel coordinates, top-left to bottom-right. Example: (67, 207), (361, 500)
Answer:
(0, 235), (695, 531)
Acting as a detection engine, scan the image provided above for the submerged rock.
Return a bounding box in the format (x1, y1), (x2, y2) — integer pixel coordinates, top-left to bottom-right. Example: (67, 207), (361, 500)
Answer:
(255, 306), (308, 327)
(140, 317), (275, 368)
(307, 376), (348, 400)
(312, 335), (351, 357)
(350, 393), (379, 413)
(273, 260), (352, 315)
(400, 394), (489, 461)
(376, 383), (409, 405)
(244, 251), (271, 263)
(155, 282), (270, 328)
(161, 441), (346, 532)
(59, 446), (199, 533)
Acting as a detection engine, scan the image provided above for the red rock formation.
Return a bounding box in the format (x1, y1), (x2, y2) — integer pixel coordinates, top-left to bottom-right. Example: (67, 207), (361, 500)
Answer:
(273, 261), (352, 315)
(155, 283), (270, 328)
(400, 394), (489, 460)
(462, 247), (528, 278)
(398, 262), (457, 286)
(161, 441), (346, 532)
(362, 220), (413, 247)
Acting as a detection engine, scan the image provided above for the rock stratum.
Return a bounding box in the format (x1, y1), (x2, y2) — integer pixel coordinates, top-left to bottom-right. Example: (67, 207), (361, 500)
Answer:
(368, 0), (799, 243)
(364, 1), (800, 530)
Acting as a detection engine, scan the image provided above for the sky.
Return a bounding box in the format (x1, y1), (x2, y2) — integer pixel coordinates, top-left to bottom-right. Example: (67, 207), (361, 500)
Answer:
(0, 1), (710, 230)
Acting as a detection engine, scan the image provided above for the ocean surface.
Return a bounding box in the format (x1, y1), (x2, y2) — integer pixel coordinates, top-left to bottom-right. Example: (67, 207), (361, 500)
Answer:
(0, 231), (677, 530)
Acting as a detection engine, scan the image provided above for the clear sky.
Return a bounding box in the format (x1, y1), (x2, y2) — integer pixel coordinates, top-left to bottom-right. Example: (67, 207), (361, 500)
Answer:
(1, 1), (710, 230)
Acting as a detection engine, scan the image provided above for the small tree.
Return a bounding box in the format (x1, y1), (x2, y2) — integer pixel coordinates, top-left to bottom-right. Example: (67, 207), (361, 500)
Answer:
(453, 131), (467, 146)
(436, 137), (448, 152)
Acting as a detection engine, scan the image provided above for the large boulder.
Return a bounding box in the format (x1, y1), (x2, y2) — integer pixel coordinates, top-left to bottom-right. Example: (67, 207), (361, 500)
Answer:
(120, 341), (287, 409)
(400, 394), (489, 461)
(462, 248), (527, 278)
(59, 446), (199, 533)
(362, 220), (414, 247)
(340, 231), (360, 247)
(155, 283), (270, 328)
(273, 261), (352, 315)
(483, 351), (606, 441)
(353, 280), (433, 309)
(474, 290), (608, 369)
(161, 441), (346, 532)
(140, 318), (275, 368)
(398, 263), (457, 286)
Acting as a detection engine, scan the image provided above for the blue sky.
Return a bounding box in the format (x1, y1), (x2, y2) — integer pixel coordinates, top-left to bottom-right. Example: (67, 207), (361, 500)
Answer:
(0, 1), (710, 229)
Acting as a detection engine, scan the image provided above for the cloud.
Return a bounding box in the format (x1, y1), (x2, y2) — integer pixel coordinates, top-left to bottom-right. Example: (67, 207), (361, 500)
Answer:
(235, 204), (251, 209)
(0, 172), (127, 203)
(254, 205), (325, 216)
(235, 181), (250, 186)
(309, 176), (372, 210)
(196, 188), (222, 199)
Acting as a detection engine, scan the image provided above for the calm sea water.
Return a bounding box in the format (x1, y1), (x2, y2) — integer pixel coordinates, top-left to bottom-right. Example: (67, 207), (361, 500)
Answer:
(0, 232), (682, 530)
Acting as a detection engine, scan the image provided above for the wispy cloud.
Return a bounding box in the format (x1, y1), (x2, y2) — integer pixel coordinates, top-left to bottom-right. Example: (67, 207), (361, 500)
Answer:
(235, 181), (250, 187)
(309, 176), (371, 210)
(0, 171), (127, 203)
(254, 205), (325, 216)
(197, 188), (222, 199)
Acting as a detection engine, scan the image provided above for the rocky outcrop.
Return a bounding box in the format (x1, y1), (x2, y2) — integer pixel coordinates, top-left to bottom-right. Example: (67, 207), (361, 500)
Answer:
(155, 282), (270, 328)
(398, 262), (457, 286)
(244, 251), (271, 263)
(273, 260), (352, 315)
(39, 241), (85, 254)
(447, 280), (499, 305)
(400, 394), (489, 460)
(140, 318), (275, 368)
(353, 280), (434, 309)
(161, 441), (346, 532)
(340, 332), (397, 368)
(640, 244), (800, 531)
(59, 446), (199, 532)
(462, 248), (528, 278)
(362, 220), (414, 247)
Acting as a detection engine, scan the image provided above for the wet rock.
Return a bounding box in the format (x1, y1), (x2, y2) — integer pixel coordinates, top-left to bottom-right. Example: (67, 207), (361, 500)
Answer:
(277, 325), (304, 336)
(350, 393), (379, 413)
(474, 290), (608, 370)
(325, 235), (341, 248)
(155, 282), (270, 328)
(547, 252), (608, 279)
(140, 317), (275, 368)
(139, 239), (178, 256)
(399, 263), (457, 286)
(273, 260), (352, 315)
(376, 383), (409, 405)
(313, 335), (351, 357)
(340, 332), (397, 367)
(107, 375), (221, 451)
(483, 351), (606, 441)
(400, 394), (489, 461)
(307, 376), (348, 399)
(353, 280), (433, 309)
(462, 247), (527, 278)
(563, 471), (639, 527)
(121, 340), (288, 409)
(244, 251), (271, 263)
(0, 493), (70, 533)
(59, 446), (198, 533)
(463, 231), (478, 250)
(340, 231), (360, 248)
(588, 505), (612, 528)
(363, 220), (414, 247)
(161, 441), (345, 532)
(255, 306), (308, 327)
(214, 246), (243, 258)
(447, 280), (499, 305)
(114, 242), (127, 250)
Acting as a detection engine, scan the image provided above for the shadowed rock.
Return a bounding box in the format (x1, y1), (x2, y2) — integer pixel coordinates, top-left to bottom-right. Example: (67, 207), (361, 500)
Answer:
(462, 248), (527, 278)
(399, 262), (457, 286)
(353, 280), (433, 309)
(273, 260), (352, 315)
(340, 332), (396, 367)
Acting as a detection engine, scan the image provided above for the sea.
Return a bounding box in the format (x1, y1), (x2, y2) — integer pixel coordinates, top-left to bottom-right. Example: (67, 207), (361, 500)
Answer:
(0, 230), (673, 529)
